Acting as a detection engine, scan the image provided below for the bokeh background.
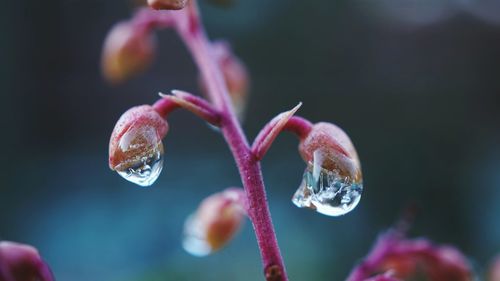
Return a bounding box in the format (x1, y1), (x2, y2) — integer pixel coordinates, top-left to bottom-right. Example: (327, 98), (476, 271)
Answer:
(1, 0), (499, 280)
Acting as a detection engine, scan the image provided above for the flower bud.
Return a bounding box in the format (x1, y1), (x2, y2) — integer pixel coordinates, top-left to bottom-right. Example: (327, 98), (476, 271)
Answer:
(299, 122), (361, 182)
(347, 231), (473, 281)
(0, 241), (54, 281)
(109, 105), (168, 186)
(101, 22), (156, 84)
(293, 122), (363, 217)
(183, 188), (246, 256)
(147, 0), (188, 10)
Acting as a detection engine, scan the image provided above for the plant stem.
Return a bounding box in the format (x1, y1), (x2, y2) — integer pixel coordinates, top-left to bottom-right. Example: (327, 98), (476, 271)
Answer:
(174, 3), (288, 280)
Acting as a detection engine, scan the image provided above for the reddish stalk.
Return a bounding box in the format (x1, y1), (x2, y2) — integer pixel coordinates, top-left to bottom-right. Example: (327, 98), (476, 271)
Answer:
(166, 2), (289, 280)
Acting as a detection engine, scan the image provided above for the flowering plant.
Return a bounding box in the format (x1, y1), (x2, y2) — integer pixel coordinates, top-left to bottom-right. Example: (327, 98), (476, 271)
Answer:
(103, 1), (364, 279)
(97, 1), (496, 281)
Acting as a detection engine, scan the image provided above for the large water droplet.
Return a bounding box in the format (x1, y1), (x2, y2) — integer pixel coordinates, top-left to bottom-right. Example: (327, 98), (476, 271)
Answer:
(182, 214), (212, 257)
(116, 145), (163, 187)
(115, 126), (164, 187)
(292, 151), (363, 216)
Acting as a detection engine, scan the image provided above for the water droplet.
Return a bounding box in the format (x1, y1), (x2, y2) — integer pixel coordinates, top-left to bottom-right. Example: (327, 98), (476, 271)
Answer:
(115, 126), (164, 187)
(182, 214), (212, 257)
(292, 151), (363, 216)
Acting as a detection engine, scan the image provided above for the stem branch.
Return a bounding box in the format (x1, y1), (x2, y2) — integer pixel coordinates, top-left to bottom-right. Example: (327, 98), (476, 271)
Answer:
(172, 2), (289, 280)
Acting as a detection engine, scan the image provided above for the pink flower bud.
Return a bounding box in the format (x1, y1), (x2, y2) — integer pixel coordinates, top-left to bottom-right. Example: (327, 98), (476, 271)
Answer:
(183, 188), (246, 256)
(0, 241), (54, 281)
(489, 256), (500, 281)
(347, 231), (473, 281)
(101, 22), (156, 84)
(293, 122), (363, 216)
(299, 122), (361, 182)
(147, 0), (188, 10)
(109, 105), (168, 186)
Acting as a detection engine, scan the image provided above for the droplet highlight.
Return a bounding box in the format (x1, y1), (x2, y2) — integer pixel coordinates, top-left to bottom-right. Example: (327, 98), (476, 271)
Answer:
(182, 214), (212, 257)
(292, 151), (363, 216)
(115, 126), (164, 187)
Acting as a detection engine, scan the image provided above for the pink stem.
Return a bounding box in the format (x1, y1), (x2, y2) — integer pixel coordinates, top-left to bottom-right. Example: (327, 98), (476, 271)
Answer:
(152, 97), (180, 117)
(171, 3), (288, 280)
(159, 90), (222, 125)
(283, 116), (313, 139)
(153, 91), (221, 125)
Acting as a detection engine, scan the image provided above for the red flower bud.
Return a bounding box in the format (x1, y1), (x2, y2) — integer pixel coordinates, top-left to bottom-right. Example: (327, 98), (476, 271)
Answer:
(147, 0), (188, 10)
(347, 231), (474, 281)
(109, 105), (168, 186)
(101, 22), (156, 84)
(0, 241), (54, 281)
(299, 122), (361, 182)
(293, 122), (363, 216)
(183, 188), (246, 256)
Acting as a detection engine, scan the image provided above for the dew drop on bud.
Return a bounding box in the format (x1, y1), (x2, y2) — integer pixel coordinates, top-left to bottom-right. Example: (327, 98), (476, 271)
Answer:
(114, 125), (164, 187)
(292, 149), (363, 216)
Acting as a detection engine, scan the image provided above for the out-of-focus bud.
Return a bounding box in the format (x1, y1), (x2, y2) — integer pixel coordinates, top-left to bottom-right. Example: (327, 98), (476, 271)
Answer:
(147, 0), (188, 10)
(200, 41), (249, 120)
(109, 105), (168, 187)
(347, 231), (473, 281)
(292, 122), (363, 217)
(489, 256), (500, 281)
(101, 22), (156, 84)
(0, 241), (54, 281)
(428, 246), (474, 281)
(183, 188), (246, 257)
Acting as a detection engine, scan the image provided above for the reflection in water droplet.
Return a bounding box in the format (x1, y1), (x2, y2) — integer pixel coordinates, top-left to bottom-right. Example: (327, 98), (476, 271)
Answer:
(116, 144), (163, 187)
(182, 214), (211, 257)
(115, 126), (164, 187)
(292, 152), (363, 216)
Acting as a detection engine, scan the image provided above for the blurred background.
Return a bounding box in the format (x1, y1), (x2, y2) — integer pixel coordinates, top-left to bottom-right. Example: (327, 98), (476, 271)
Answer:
(0, 0), (499, 280)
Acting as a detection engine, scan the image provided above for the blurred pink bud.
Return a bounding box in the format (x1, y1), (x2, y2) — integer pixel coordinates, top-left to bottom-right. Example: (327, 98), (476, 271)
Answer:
(347, 231), (473, 281)
(299, 122), (361, 182)
(201, 41), (249, 119)
(101, 22), (156, 84)
(0, 241), (54, 281)
(147, 0), (187, 10)
(183, 188), (246, 256)
(489, 256), (500, 281)
(109, 105), (168, 186)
